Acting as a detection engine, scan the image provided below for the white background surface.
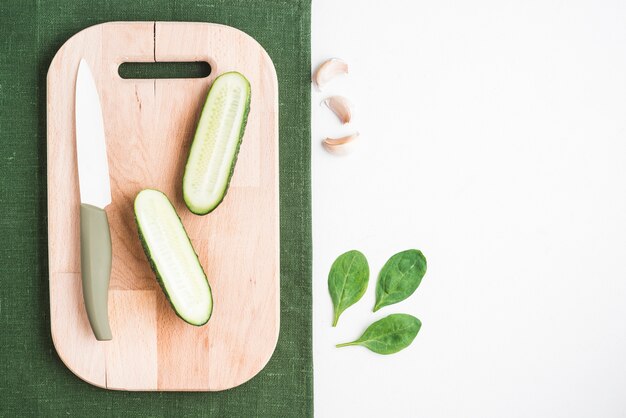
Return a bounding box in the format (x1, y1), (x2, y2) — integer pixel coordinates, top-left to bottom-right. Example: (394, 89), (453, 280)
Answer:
(311, 1), (626, 417)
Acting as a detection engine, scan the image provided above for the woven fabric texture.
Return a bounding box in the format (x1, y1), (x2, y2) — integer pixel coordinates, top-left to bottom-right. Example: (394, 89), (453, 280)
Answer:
(0, 1), (312, 416)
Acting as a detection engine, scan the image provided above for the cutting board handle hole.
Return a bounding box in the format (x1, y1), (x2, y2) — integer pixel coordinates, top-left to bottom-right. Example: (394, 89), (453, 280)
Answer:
(118, 61), (211, 79)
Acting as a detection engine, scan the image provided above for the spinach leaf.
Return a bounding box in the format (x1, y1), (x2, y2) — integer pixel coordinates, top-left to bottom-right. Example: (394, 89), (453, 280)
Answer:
(373, 249), (427, 312)
(336, 313), (421, 354)
(328, 250), (369, 326)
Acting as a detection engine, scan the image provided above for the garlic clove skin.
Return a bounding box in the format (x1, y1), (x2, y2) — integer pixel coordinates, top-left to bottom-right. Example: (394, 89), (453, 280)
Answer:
(322, 132), (359, 155)
(323, 96), (352, 124)
(312, 58), (349, 91)
(323, 132), (359, 146)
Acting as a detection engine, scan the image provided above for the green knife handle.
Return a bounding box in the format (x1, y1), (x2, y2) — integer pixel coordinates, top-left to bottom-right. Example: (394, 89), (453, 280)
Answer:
(80, 203), (113, 341)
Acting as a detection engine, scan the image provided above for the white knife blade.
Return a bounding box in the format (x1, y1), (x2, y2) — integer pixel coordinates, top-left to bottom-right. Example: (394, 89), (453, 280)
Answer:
(75, 59), (111, 209)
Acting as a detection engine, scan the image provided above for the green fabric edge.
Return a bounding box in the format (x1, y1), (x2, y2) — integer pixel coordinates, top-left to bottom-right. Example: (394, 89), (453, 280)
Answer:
(0, 1), (312, 416)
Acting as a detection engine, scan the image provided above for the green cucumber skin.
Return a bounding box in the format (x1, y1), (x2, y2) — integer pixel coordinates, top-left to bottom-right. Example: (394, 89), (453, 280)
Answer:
(134, 189), (213, 326)
(183, 71), (251, 216)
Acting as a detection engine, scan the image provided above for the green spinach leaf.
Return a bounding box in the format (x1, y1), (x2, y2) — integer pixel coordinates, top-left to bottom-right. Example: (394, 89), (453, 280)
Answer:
(336, 313), (421, 354)
(328, 250), (369, 326)
(374, 249), (427, 312)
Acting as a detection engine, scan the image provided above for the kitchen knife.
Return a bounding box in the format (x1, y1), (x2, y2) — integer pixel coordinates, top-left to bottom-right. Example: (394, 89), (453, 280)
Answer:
(75, 59), (113, 341)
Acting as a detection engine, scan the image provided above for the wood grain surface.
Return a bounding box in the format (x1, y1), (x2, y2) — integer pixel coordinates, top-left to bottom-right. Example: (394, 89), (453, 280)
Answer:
(47, 22), (279, 391)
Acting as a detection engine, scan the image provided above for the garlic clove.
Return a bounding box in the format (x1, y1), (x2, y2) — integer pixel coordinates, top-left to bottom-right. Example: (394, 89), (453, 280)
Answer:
(323, 132), (359, 146)
(322, 132), (359, 152)
(312, 58), (349, 90)
(323, 96), (352, 124)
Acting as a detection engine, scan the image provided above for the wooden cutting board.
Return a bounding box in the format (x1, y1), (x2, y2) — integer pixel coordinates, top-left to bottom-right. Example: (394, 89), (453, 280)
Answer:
(46, 22), (279, 391)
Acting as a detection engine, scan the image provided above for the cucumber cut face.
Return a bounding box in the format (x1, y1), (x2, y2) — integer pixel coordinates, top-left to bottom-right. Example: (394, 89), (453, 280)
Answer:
(134, 189), (213, 326)
(183, 72), (251, 215)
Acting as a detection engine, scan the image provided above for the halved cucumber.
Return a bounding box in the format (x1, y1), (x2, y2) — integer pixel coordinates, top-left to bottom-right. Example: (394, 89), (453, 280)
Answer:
(134, 189), (212, 326)
(183, 71), (251, 215)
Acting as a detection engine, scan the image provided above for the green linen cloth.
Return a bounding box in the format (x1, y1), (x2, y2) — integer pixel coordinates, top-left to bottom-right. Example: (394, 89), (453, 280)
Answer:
(0, 0), (312, 416)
